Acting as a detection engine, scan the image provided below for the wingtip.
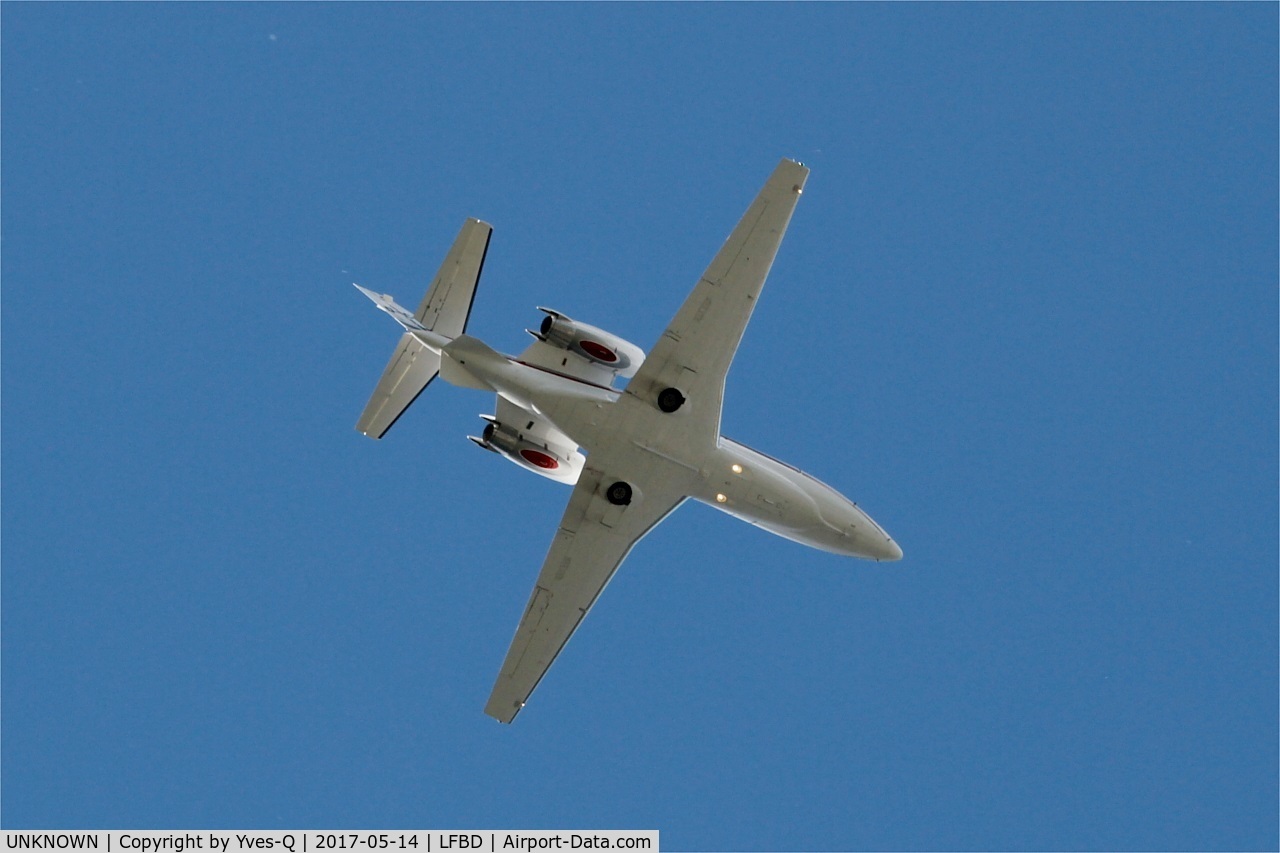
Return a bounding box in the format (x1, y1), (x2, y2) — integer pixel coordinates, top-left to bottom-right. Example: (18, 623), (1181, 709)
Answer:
(484, 708), (519, 725)
(776, 158), (811, 190)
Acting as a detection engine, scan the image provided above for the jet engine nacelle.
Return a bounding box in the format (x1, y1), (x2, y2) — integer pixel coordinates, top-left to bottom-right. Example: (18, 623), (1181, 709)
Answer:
(468, 420), (584, 484)
(532, 308), (646, 378)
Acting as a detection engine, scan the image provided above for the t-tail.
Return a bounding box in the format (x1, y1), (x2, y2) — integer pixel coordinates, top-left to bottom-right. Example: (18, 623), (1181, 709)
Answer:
(354, 218), (493, 438)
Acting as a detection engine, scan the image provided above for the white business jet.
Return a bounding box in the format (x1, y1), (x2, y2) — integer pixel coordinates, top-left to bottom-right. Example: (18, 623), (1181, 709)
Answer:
(354, 158), (902, 723)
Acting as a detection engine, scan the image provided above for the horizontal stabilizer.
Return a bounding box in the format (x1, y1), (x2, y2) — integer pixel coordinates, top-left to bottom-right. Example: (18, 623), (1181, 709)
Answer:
(356, 333), (442, 439)
(353, 218), (492, 439)
(416, 218), (492, 338)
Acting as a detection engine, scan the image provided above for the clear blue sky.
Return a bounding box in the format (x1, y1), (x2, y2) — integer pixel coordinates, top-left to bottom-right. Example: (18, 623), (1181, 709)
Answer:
(4, 4), (1275, 850)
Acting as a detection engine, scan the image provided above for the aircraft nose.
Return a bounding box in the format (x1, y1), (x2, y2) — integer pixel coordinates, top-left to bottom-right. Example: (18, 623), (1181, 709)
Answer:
(847, 506), (902, 561)
(876, 537), (904, 562)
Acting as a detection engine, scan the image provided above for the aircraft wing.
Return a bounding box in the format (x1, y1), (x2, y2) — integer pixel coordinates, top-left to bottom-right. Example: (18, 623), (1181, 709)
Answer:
(484, 453), (693, 723)
(626, 158), (809, 440)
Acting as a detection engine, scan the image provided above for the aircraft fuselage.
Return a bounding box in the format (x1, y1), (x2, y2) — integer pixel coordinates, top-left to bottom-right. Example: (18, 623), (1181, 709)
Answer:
(430, 331), (901, 561)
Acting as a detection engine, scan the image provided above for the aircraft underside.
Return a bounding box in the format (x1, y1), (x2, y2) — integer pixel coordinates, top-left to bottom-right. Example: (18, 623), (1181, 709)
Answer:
(353, 158), (901, 723)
